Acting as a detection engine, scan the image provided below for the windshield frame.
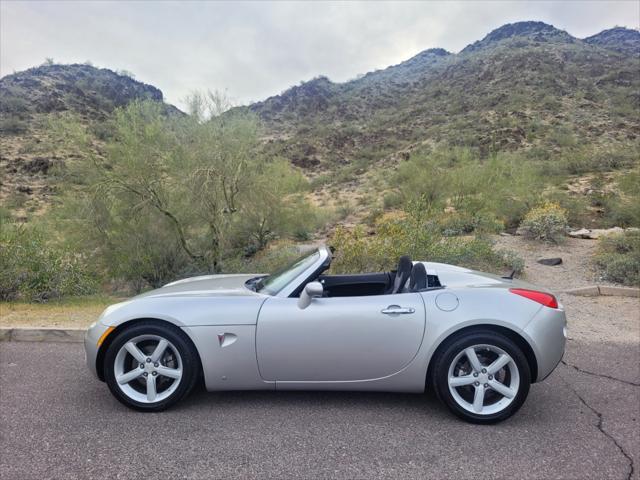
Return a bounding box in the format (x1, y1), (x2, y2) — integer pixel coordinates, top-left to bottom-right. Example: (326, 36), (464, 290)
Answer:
(257, 246), (331, 297)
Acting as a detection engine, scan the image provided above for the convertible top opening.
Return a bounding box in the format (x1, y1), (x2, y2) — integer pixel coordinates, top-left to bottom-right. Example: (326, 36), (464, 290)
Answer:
(316, 255), (442, 298)
(251, 246), (441, 298)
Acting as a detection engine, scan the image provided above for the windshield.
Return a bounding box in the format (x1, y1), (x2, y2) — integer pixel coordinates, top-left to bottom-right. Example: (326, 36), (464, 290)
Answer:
(257, 251), (320, 296)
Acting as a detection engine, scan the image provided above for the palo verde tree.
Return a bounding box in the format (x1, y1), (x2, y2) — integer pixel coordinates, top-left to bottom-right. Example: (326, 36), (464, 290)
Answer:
(54, 93), (316, 287)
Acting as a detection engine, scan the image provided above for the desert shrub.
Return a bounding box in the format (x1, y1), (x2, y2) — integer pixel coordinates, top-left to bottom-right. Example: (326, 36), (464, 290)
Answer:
(382, 191), (403, 209)
(329, 208), (522, 275)
(0, 223), (98, 301)
(0, 117), (28, 134)
(497, 249), (525, 274)
(519, 202), (568, 243)
(4, 191), (29, 210)
(438, 211), (503, 237)
(392, 148), (543, 231)
(336, 202), (355, 220)
(603, 169), (640, 228)
(0, 90), (30, 134)
(593, 231), (640, 286)
(597, 193), (640, 228)
(553, 144), (639, 176)
(543, 189), (592, 229)
(549, 126), (577, 148)
(0, 207), (11, 223)
(0, 94), (30, 115)
(226, 159), (324, 252)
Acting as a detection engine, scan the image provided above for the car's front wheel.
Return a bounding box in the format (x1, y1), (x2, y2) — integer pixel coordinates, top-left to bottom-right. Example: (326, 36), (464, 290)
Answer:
(432, 330), (531, 424)
(103, 321), (199, 411)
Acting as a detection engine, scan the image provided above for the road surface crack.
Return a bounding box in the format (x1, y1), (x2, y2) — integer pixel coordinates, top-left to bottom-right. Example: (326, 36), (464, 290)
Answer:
(561, 375), (635, 480)
(561, 360), (640, 387)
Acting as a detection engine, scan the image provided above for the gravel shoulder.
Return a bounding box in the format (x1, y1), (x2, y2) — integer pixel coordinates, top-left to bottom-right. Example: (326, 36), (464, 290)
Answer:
(0, 298), (115, 329)
(493, 234), (616, 291)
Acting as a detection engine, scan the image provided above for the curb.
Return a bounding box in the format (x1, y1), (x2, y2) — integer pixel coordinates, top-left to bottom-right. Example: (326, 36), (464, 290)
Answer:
(563, 285), (639, 298)
(0, 328), (85, 343)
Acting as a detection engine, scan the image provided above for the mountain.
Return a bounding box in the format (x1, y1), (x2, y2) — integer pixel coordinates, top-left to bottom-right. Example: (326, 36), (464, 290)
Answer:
(1, 22), (639, 219)
(0, 63), (167, 121)
(461, 21), (576, 53)
(0, 64), (179, 218)
(250, 21), (639, 170)
(585, 27), (640, 56)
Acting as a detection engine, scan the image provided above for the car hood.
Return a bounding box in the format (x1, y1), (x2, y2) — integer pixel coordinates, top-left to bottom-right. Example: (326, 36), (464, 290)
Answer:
(134, 274), (263, 299)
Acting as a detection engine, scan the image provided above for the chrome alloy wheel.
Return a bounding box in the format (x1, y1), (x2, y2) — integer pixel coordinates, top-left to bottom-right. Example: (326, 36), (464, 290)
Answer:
(447, 344), (520, 415)
(113, 334), (183, 403)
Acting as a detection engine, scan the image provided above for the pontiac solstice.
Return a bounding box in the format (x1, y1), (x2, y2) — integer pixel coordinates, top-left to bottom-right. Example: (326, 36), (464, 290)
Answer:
(85, 245), (566, 423)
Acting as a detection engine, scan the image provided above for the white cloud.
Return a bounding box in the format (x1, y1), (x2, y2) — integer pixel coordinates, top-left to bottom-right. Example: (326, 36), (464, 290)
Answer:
(1, 1), (638, 109)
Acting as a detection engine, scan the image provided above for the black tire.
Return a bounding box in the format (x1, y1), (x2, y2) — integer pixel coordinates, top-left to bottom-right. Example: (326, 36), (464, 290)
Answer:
(103, 321), (200, 412)
(431, 330), (531, 424)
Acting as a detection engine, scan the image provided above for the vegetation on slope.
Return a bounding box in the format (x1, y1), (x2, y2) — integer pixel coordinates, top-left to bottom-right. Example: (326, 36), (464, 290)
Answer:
(1, 21), (639, 299)
(252, 22), (640, 175)
(0, 63), (181, 218)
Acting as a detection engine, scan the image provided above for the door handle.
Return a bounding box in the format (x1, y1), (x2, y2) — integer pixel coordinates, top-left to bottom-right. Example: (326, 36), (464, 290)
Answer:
(381, 305), (415, 315)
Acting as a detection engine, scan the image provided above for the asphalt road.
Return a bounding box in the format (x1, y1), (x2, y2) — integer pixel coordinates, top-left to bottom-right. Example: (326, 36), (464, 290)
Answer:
(1, 338), (638, 480)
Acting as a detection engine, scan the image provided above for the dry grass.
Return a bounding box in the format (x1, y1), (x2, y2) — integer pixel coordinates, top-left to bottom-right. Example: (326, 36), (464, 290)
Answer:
(0, 296), (120, 329)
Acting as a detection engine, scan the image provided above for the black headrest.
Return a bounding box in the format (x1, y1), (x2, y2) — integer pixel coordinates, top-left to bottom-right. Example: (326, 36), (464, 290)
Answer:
(397, 255), (413, 275)
(410, 262), (427, 291)
(387, 255), (413, 294)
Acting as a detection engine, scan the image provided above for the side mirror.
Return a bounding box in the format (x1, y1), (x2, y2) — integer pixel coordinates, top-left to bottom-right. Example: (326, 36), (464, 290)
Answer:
(297, 281), (324, 310)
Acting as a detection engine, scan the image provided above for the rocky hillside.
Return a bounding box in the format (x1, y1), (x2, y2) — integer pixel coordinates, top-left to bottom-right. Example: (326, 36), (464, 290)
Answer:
(250, 21), (639, 170)
(0, 64), (178, 218)
(1, 22), (639, 219)
(0, 64), (165, 121)
(585, 27), (640, 56)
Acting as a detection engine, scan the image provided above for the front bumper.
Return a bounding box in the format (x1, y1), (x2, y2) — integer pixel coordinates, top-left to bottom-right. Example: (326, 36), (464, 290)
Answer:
(523, 305), (567, 381)
(84, 321), (112, 379)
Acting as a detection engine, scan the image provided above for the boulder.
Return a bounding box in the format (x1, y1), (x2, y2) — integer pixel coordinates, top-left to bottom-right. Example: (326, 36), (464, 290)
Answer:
(568, 228), (592, 239)
(537, 257), (563, 266)
(568, 227), (630, 239)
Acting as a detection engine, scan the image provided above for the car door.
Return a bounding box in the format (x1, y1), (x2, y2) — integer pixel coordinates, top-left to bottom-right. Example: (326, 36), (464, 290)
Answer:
(255, 292), (426, 382)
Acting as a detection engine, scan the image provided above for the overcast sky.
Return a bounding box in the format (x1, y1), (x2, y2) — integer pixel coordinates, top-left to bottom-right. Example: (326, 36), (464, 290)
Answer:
(1, 1), (638, 109)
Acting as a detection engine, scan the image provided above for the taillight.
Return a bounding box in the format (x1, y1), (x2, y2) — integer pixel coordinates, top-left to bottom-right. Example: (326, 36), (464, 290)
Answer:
(509, 288), (558, 308)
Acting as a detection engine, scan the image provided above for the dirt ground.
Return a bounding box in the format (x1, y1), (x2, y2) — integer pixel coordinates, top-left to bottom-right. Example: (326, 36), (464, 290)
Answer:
(0, 298), (116, 329)
(495, 234), (614, 290)
(494, 234), (639, 347)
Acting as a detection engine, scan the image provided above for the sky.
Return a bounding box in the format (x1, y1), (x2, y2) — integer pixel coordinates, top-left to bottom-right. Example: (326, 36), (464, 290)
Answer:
(1, 1), (638, 109)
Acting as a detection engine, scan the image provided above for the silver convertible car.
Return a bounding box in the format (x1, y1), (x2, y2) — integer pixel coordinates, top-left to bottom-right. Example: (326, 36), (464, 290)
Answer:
(85, 245), (566, 423)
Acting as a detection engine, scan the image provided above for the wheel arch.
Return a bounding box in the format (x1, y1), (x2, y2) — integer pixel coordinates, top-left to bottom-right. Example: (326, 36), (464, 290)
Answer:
(425, 324), (539, 387)
(95, 317), (203, 382)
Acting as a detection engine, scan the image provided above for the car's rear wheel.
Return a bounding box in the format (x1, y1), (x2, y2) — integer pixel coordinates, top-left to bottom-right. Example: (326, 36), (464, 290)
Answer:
(432, 331), (531, 424)
(103, 322), (199, 411)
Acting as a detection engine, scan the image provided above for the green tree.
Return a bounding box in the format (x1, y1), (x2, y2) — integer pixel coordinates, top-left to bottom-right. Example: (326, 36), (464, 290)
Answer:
(54, 95), (318, 288)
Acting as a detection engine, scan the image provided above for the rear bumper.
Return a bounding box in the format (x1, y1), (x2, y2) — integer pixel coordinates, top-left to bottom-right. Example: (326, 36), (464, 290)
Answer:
(523, 305), (567, 382)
